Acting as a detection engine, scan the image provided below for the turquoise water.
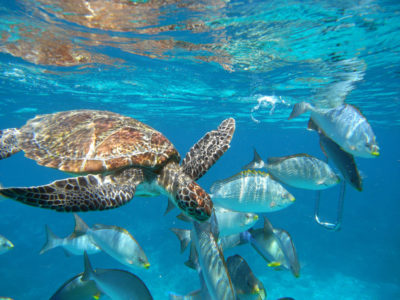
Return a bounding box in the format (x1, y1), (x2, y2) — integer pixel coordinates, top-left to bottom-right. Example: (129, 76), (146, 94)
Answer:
(0, 0), (399, 299)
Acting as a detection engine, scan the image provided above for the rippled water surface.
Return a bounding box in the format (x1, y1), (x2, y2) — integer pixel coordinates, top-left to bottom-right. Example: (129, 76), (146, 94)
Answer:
(0, 1), (399, 299)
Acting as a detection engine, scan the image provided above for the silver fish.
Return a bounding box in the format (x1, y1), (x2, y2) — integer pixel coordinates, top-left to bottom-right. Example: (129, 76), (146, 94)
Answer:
(244, 217), (300, 278)
(171, 213), (236, 300)
(244, 150), (340, 190)
(227, 254), (267, 300)
(210, 170), (295, 213)
(176, 206), (258, 237)
(289, 102), (379, 158)
(319, 132), (362, 191)
(40, 224), (101, 256)
(50, 272), (102, 300)
(0, 234), (13, 255)
(192, 219), (237, 300)
(215, 206), (258, 236)
(82, 252), (153, 300)
(74, 214), (150, 269)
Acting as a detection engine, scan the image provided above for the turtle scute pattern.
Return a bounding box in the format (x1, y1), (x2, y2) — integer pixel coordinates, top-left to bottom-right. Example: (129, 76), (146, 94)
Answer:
(176, 181), (212, 221)
(18, 110), (179, 173)
(182, 118), (235, 181)
(0, 168), (144, 212)
(0, 129), (19, 160)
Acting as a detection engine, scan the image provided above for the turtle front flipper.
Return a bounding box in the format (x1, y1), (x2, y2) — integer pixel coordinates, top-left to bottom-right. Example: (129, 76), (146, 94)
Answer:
(182, 118), (235, 181)
(0, 128), (20, 160)
(0, 168), (144, 212)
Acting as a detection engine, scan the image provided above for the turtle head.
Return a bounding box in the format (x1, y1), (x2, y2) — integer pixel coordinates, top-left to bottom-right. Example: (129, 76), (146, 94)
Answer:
(176, 181), (213, 222)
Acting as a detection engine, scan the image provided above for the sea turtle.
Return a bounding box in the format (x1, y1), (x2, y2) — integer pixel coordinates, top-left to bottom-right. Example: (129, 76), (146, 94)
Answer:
(0, 110), (235, 221)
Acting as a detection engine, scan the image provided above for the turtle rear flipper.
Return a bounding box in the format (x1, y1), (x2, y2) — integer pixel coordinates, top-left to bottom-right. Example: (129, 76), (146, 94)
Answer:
(0, 168), (143, 212)
(182, 118), (235, 181)
(0, 128), (20, 160)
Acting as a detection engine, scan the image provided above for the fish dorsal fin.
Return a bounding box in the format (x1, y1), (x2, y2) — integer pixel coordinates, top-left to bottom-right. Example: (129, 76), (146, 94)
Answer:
(82, 251), (95, 281)
(170, 228), (191, 253)
(263, 217), (274, 235)
(267, 153), (314, 165)
(242, 148), (266, 170)
(73, 213), (89, 236)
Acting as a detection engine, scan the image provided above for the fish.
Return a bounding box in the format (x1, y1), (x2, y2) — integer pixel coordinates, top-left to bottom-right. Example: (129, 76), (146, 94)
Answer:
(40, 224), (101, 256)
(244, 149), (340, 190)
(210, 170), (295, 213)
(171, 213), (236, 300)
(289, 102), (379, 158)
(74, 214), (150, 269)
(227, 254), (267, 300)
(176, 206), (258, 237)
(192, 219), (237, 300)
(49, 272), (102, 300)
(82, 252), (153, 300)
(244, 217), (300, 278)
(0, 234), (14, 255)
(319, 132), (362, 191)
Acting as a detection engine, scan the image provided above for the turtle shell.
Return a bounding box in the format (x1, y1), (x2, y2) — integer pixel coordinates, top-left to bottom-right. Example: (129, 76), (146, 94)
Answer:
(18, 110), (180, 173)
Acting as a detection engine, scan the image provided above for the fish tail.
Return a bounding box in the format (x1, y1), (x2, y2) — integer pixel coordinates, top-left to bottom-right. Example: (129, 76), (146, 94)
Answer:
(73, 213), (89, 235)
(288, 102), (312, 120)
(164, 198), (176, 216)
(82, 251), (95, 281)
(242, 148), (267, 170)
(39, 225), (62, 255)
(170, 228), (191, 253)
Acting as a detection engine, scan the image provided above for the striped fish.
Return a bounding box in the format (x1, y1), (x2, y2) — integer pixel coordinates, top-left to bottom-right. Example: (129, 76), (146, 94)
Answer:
(210, 170), (295, 213)
(289, 102), (379, 158)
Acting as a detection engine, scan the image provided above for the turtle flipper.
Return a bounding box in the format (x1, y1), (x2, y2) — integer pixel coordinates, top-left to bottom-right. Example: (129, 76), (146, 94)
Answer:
(0, 168), (144, 212)
(0, 128), (20, 160)
(182, 118), (235, 181)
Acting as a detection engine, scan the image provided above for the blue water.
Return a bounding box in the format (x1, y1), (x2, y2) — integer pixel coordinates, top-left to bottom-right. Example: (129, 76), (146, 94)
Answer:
(0, 0), (399, 299)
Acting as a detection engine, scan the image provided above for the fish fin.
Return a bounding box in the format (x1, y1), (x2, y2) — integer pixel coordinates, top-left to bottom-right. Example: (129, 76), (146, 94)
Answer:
(307, 118), (319, 132)
(82, 251), (95, 281)
(262, 216), (274, 235)
(242, 148), (266, 169)
(176, 213), (192, 222)
(73, 213), (89, 236)
(268, 261), (282, 267)
(319, 138), (328, 158)
(39, 225), (61, 255)
(171, 228), (191, 253)
(184, 244), (199, 270)
(164, 198), (176, 215)
(288, 102), (312, 120)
